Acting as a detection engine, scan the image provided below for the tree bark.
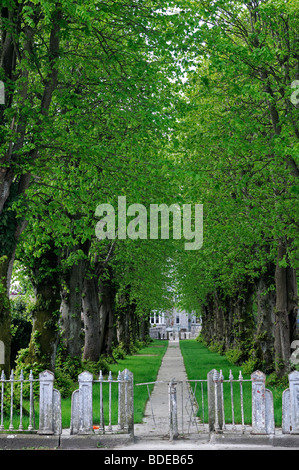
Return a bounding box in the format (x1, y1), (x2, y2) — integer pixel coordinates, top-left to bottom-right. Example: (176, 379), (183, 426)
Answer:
(26, 248), (61, 371)
(0, 6), (62, 372)
(254, 264), (276, 373)
(82, 271), (101, 362)
(98, 279), (115, 357)
(201, 294), (215, 345)
(0, 256), (11, 375)
(60, 242), (90, 358)
(116, 289), (136, 353)
(139, 312), (150, 342)
(274, 239), (298, 377)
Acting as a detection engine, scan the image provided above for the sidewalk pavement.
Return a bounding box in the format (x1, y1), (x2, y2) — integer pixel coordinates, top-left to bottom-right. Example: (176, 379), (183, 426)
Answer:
(134, 337), (199, 438)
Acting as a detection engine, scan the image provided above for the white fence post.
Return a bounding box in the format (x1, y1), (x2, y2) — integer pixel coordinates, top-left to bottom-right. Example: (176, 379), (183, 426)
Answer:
(282, 370), (299, 434)
(38, 370), (61, 435)
(78, 371), (93, 434)
(71, 369), (134, 435)
(251, 370), (274, 435)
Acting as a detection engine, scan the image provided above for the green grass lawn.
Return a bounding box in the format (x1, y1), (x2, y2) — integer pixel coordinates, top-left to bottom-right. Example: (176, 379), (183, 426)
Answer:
(1, 340), (168, 431)
(180, 339), (285, 427)
(61, 339), (169, 428)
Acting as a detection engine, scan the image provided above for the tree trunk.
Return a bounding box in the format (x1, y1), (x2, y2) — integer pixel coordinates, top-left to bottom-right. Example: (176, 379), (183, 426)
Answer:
(0, 7), (61, 372)
(274, 239), (297, 377)
(231, 284), (255, 357)
(82, 246), (117, 362)
(224, 297), (234, 350)
(0, 256), (11, 375)
(0, 195), (27, 374)
(116, 289), (135, 354)
(201, 294), (215, 345)
(60, 243), (90, 358)
(82, 273), (101, 362)
(254, 265), (276, 373)
(98, 273), (116, 357)
(26, 249), (61, 371)
(105, 301), (117, 356)
(60, 262), (84, 358)
(287, 265), (298, 344)
(139, 312), (150, 342)
(214, 291), (225, 352)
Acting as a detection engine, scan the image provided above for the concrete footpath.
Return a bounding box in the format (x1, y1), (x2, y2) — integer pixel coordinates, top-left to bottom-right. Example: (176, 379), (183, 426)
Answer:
(134, 337), (198, 439)
(1, 340), (299, 450)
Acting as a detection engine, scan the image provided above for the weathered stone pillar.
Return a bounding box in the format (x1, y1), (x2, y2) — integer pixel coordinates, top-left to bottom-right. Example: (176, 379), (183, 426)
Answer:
(251, 370), (274, 435)
(282, 371), (299, 434)
(70, 371), (93, 434)
(78, 371), (93, 434)
(38, 370), (61, 435)
(70, 389), (80, 435)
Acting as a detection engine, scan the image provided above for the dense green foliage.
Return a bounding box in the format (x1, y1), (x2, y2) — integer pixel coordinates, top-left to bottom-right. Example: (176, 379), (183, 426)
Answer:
(173, 0), (299, 378)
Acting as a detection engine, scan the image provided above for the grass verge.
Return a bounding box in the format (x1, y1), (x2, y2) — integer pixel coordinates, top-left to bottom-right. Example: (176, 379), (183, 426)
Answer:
(180, 339), (284, 427)
(61, 339), (168, 428)
(0, 340), (168, 431)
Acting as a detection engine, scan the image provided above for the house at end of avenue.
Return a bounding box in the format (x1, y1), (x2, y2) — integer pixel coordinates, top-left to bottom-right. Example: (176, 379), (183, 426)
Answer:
(149, 308), (201, 340)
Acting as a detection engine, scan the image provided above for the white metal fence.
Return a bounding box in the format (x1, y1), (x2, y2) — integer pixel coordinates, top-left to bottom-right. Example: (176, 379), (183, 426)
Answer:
(70, 369), (134, 435)
(0, 370), (36, 432)
(1, 368), (299, 437)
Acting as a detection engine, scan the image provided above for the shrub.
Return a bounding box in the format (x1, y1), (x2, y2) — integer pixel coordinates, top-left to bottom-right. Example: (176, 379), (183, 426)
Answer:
(241, 356), (260, 375)
(112, 342), (127, 360)
(266, 372), (289, 389)
(225, 347), (243, 365)
(54, 349), (112, 398)
(208, 340), (224, 355)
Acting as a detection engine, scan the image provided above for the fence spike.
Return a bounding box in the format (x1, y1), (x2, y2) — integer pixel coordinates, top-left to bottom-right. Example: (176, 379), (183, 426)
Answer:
(108, 372), (112, 431)
(229, 370), (236, 431)
(28, 370), (34, 431)
(19, 370), (24, 431)
(9, 370), (14, 431)
(0, 370), (4, 430)
(239, 371), (245, 432)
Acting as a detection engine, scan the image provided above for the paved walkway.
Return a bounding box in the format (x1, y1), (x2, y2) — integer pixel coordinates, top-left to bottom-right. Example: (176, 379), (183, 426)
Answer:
(134, 338), (201, 439)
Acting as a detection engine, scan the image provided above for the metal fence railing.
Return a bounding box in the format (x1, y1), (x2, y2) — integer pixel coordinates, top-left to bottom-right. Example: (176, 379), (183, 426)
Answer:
(0, 370), (37, 432)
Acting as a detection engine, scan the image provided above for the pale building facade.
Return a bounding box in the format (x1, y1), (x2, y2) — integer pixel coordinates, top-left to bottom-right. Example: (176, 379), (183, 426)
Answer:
(149, 307), (201, 340)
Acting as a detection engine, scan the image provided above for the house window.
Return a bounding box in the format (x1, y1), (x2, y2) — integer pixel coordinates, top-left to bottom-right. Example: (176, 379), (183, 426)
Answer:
(176, 316), (180, 324)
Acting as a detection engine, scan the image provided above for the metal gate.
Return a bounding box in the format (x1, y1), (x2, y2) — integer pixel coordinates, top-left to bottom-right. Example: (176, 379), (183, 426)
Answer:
(135, 378), (209, 439)
(135, 369), (255, 439)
